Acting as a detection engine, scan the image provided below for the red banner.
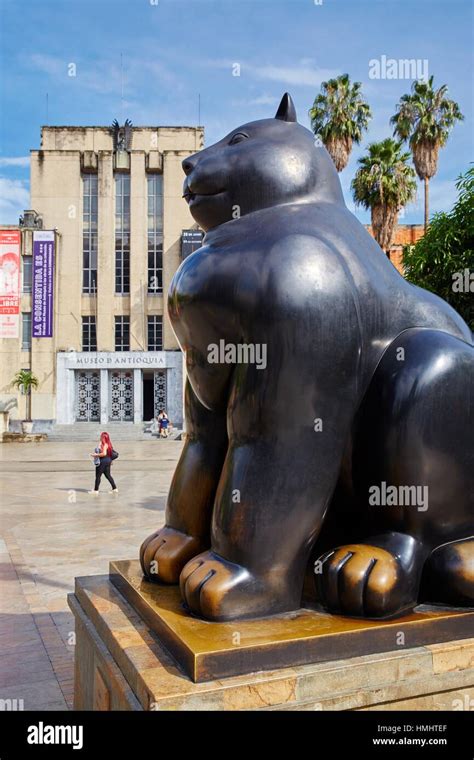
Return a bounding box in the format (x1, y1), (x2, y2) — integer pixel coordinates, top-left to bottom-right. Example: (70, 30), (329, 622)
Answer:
(0, 230), (21, 338)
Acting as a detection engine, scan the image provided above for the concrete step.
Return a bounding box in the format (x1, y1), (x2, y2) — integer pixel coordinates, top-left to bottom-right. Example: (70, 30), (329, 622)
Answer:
(46, 423), (183, 442)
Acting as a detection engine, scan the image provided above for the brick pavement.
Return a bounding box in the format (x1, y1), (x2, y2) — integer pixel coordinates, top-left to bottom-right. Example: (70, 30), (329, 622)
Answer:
(0, 440), (181, 710)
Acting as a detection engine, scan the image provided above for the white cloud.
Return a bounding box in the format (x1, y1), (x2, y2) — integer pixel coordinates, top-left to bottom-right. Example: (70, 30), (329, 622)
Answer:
(141, 60), (183, 89)
(28, 52), (183, 97)
(0, 157), (29, 168)
(200, 57), (340, 88)
(0, 177), (29, 224)
(200, 58), (236, 70)
(30, 53), (64, 77)
(230, 94), (278, 107)
(29, 52), (123, 96)
(253, 65), (341, 87)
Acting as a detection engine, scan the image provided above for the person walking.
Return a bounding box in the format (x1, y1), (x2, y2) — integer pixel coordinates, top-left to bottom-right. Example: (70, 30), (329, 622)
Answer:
(88, 431), (118, 495)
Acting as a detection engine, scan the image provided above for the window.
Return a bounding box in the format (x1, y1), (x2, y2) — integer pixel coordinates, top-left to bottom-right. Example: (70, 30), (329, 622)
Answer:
(115, 174), (130, 294)
(21, 312), (31, 351)
(147, 175), (163, 294)
(82, 174), (98, 294)
(82, 316), (97, 352)
(147, 315), (163, 350)
(115, 316), (130, 351)
(22, 257), (32, 293)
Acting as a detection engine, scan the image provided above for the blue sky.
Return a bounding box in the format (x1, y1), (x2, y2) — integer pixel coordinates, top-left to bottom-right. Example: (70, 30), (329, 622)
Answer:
(0, 0), (472, 224)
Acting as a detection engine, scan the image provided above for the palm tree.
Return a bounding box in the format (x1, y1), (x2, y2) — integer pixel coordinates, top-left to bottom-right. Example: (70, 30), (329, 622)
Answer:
(391, 76), (464, 230)
(309, 73), (371, 171)
(351, 138), (417, 254)
(12, 369), (39, 423)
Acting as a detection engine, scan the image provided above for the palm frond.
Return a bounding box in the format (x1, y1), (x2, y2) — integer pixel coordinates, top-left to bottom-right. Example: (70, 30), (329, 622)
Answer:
(309, 74), (372, 171)
(351, 138), (417, 251)
(391, 76), (463, 180)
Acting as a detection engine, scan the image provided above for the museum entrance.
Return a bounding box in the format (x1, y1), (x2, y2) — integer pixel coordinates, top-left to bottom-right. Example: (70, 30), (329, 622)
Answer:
(143, 372), (154, 421)
(143, 370), (167, 421)
(108, 370), (133, 421)
(75, 370), (100, 422)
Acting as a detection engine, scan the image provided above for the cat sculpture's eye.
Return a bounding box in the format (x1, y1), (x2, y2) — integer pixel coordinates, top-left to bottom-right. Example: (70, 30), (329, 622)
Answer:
(229, 132), (249, 145)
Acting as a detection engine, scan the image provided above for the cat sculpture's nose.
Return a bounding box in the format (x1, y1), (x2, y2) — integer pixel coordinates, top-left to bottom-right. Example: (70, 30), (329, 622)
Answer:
(182, 156), (197, 176)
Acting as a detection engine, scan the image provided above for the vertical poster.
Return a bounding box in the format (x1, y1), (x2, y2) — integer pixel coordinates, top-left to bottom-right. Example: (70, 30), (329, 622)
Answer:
(0, 229), (21, 338)
(32, 230), (55, 338)
(181, 229), (204, 259)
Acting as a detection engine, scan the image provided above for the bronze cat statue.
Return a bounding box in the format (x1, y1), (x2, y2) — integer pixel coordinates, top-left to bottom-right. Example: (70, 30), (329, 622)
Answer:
(140, 93), (473, 621)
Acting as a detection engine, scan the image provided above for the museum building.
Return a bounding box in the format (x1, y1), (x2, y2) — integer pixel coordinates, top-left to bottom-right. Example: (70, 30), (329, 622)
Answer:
(0, 122), (204, 430)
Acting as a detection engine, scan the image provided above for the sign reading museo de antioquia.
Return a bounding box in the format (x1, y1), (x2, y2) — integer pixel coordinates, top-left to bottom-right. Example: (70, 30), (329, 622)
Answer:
(32, 230), (55, 338)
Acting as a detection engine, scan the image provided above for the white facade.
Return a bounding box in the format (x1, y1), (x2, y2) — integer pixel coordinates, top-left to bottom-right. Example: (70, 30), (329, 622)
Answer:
(56, 350), (183, 425)
(0, 123), (203, 431)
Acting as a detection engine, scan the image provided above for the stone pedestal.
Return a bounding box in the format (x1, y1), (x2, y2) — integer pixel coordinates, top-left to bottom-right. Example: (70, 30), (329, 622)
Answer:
(2, 432), (48, 443)
(68, 561), (474, 711)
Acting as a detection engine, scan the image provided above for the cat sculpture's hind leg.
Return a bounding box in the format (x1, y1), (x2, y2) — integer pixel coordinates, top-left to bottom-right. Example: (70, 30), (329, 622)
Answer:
(422, 538), (474, 606)
(316, 329), (474, 617)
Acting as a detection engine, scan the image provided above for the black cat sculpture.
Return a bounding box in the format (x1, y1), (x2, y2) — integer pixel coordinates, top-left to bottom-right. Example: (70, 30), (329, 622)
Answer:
(140, 93), (474, 622)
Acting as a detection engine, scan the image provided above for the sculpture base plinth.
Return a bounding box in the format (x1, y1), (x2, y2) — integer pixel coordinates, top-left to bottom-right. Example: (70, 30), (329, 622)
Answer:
(68, 561), (474, 710)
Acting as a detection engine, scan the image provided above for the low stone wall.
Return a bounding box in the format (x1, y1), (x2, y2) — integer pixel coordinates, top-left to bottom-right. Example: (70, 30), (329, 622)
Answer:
(7, 419), (54, 434)
(2, 433), (48, 443)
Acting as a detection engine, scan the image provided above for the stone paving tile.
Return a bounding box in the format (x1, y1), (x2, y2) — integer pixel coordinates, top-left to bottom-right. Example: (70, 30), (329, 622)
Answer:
(0, 440), (179, 711)
(0, 680), (68, 711)
(38, 700), (71, 711)
(0, 631), (43, 652)
(0, 617), (37, 632)
(0, 666), (58, 689)
(0, 649), (52, 670)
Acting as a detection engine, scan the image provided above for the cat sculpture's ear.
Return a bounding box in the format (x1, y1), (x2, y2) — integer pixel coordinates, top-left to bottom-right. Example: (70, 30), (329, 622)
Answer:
(274, 93), (297, 123)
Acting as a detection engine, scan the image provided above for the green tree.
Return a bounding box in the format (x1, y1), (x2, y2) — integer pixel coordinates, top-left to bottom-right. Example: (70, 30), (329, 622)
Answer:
(351, 138), (417, 254)
(12, 369), (39, 422)
(403, 167), (474, 330)
(391, 76), (464, 230)
(309, 73), (371, 172)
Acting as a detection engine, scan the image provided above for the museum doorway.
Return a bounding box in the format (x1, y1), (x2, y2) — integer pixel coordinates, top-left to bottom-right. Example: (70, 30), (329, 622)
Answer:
(75, 370), (100, 422)
(143, 370), (167, 421)
(108, 370), (133, 421)
(143, 371), (154, 421)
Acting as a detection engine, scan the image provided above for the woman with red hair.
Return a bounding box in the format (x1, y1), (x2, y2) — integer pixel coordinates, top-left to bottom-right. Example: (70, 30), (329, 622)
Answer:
(88, 432), (118, 495)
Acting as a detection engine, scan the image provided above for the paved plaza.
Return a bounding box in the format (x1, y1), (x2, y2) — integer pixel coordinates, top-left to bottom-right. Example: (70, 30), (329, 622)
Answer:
(0, 439), (182, 710)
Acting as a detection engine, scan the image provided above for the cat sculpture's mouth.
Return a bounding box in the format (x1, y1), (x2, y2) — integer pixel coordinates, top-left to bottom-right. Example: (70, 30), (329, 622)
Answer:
(182, 181), (225, 205)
